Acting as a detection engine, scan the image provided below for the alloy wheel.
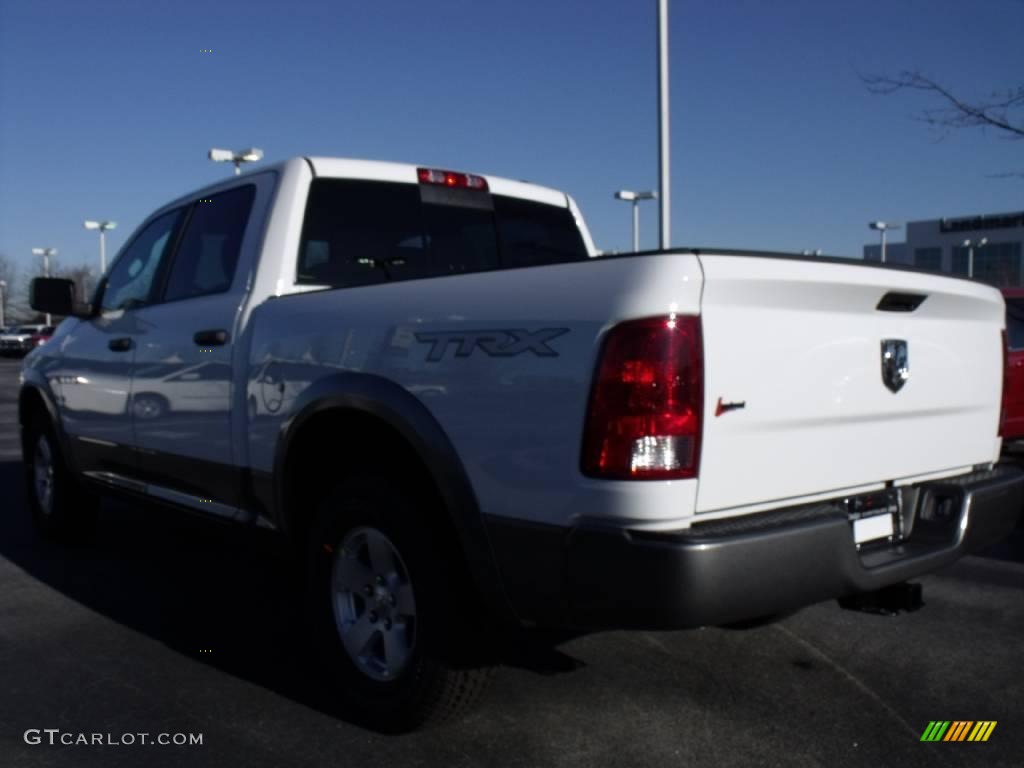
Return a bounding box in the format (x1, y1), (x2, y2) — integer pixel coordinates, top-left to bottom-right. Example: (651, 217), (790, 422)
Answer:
(331, 526), (417, 681)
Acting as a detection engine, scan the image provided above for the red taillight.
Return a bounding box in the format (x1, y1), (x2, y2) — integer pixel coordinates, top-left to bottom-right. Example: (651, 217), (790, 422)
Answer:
(31, 335), (47, 347)
(417, 167), (488, 191)
(1000, 328), (1009, 437)
(582, 316), (703, 480)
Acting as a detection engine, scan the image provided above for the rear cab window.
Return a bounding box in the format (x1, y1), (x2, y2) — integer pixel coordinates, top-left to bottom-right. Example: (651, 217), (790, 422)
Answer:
(297, 177), (587, 287)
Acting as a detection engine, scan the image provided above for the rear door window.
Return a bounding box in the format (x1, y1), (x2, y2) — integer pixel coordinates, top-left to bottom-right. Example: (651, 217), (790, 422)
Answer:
(161, 185), (256, 302)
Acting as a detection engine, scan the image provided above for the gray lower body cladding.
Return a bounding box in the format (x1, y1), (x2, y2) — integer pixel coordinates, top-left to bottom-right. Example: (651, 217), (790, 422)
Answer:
(485, 465), (1024, 630)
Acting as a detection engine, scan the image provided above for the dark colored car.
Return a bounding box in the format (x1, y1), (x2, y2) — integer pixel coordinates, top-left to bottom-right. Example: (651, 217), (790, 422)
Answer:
(1002, 289), (1024, 439)
(0, 324), (54, 356)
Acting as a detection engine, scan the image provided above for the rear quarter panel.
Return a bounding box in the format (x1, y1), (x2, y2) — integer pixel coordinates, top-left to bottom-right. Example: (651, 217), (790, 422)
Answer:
(246, 253), (704, 528)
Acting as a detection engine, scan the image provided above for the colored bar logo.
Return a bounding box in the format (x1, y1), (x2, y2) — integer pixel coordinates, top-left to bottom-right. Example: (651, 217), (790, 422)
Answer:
(920, 721), (997, 742)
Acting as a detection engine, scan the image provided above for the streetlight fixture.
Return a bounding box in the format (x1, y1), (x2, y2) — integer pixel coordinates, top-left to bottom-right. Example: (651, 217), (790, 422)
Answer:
(962, 237), (988, 279)
(208, 147), (264, 175)
(868, 221), (901, 263)
(84, 220), (117, 274)
(32, 247), (57, 325)
(0, 280), (7, 329)
(614, 190), (658, 252)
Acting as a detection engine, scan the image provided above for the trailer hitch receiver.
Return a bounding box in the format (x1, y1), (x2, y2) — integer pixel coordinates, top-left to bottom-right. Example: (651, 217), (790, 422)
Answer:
(838, 582), (924, 616)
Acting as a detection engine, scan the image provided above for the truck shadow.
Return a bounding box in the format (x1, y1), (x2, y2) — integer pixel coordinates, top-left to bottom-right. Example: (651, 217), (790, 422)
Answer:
(0, 459), (585, 726)
(0, 454), (1020, 732)
(0, 459), (349, 719)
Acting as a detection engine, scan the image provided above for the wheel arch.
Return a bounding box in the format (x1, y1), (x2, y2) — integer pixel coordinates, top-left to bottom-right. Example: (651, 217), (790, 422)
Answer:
(272, 372), (515, 623)
(18, 379), (71, 463)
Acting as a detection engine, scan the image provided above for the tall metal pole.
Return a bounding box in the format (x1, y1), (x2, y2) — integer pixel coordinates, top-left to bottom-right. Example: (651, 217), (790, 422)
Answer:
(43, 253), (51, 325)
(657, 0), (670, 250)
(0, 282), (6, 328)
(963, 238), (986, 279)
(880, 228), (887, 264)
(632, 201), (640, 252)
(99, 230), (107, 274)
(43, 251), (51, 324)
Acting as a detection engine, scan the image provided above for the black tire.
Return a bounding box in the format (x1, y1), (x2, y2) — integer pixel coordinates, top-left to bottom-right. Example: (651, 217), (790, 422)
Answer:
(23, 416), (99, 540)
(306, 476), (495, 731)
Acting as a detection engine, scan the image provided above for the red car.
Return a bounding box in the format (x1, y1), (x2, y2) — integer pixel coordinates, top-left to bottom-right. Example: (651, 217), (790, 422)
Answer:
(30, 325), (55, 350)
(1002, 289), (1024, 439)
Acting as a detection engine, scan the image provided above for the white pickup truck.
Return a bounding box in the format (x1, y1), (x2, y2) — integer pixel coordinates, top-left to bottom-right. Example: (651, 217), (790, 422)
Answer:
(20, 157), (1023, 730)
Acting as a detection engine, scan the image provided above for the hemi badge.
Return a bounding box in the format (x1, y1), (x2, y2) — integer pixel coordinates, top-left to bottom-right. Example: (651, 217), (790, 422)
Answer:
(715, 397), (746, 417)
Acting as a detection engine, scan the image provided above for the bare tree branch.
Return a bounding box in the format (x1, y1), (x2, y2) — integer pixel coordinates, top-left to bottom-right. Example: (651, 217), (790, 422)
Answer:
(862, 70), (1024, 140)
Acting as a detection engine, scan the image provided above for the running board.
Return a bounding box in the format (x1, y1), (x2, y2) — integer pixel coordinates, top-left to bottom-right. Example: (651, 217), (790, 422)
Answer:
(82, 470), (247, 523)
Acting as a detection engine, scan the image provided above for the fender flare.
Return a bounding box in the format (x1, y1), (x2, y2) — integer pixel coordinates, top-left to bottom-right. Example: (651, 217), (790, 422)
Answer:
(273, 372), (516, 623)
(18, 372), (73, 468)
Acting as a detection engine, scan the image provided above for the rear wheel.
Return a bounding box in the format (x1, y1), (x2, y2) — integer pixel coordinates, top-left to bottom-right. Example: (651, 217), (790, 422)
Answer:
(24, 417), (98, 540)
(306, 476), (494, 731)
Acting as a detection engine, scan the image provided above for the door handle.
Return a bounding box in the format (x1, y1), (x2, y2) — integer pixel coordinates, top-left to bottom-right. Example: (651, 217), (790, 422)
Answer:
(193, 329), (230, 347)
(108, 337), (134, 352)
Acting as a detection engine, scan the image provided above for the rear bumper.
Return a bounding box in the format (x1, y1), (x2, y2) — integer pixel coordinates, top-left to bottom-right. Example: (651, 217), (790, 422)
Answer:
(486, 465), (1024, 630)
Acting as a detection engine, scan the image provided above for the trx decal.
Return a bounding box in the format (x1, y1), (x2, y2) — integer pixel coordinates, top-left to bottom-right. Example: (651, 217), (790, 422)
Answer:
(415, 329), (569, 362)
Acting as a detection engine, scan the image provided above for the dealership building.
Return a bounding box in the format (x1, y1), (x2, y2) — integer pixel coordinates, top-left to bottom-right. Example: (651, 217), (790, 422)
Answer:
(863, 210), (1024, 287)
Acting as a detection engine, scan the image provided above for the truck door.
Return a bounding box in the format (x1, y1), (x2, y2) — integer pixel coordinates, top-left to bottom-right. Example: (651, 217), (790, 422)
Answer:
(128, 179), (268, 518)
(56, 208), (186, 479)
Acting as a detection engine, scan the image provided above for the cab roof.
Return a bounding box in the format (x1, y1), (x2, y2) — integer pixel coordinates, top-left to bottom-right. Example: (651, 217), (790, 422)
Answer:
(306, 156), (570, 208)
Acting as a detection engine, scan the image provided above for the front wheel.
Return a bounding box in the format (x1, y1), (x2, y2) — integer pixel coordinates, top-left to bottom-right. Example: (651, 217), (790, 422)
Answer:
(306, 477), (495, 731)
(23, 417), (98, 540)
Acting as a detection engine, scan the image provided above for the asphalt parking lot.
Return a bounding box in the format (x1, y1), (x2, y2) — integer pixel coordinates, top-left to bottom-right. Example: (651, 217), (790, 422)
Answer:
(1, 357), (1022, 768)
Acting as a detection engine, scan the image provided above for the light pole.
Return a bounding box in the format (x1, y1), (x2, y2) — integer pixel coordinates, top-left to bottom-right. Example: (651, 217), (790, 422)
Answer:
(32, 247), (57, 324)
(614, 190), (657, 252)
(656, 0), (670, 249)
(962, 237), (988, 278)
(84, 220), (117, 275)
(869, 221), (901, 263)
(0, 280), (6, 328)
(208, 147), (263, 175)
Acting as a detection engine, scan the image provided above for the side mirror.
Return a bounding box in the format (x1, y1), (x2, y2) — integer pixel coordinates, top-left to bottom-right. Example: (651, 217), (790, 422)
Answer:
(30, 277), (91, 318)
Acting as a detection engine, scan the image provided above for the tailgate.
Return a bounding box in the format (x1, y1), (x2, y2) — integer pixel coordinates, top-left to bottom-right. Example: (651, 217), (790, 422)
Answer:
(695, 255), (1004, 514)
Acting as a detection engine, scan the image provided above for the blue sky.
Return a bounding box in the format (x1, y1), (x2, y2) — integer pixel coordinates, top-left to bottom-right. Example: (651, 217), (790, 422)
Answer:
(1, 0), (1022, 285)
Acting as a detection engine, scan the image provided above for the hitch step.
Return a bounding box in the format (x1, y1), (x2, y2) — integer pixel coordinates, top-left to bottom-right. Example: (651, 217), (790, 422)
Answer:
(838, 582), (924, 616)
